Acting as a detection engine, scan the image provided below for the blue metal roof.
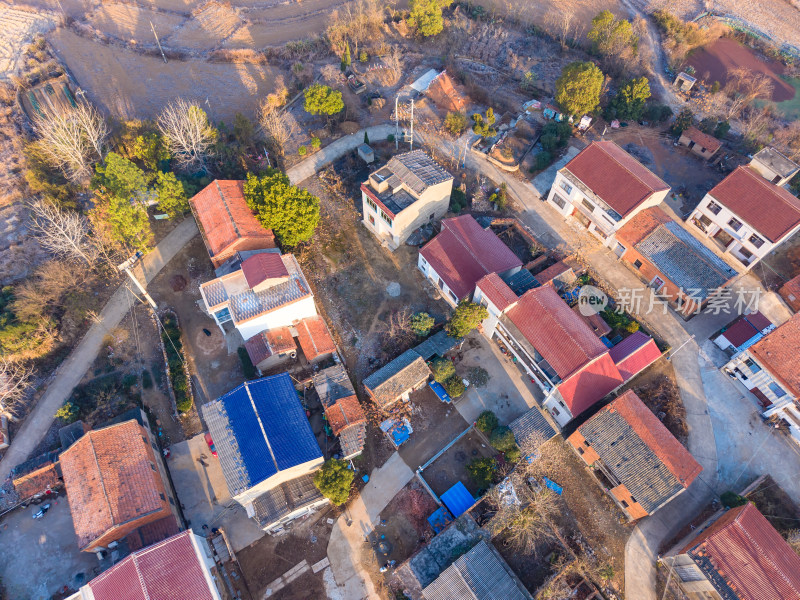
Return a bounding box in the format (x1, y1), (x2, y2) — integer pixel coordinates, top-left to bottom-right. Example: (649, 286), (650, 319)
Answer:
(428, 381), (452, 403)
(441, 481), (474, 518)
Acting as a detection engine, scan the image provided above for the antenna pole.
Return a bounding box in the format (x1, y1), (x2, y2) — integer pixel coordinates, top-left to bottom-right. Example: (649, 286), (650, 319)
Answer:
(150, 21), (167, 64)
(410, 98), (414, 150)
(394, 96), (399, 150)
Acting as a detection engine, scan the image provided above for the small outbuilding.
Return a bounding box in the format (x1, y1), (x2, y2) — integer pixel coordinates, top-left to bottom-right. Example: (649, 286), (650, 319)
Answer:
(678, 126), (721, 160)
(673, 71), (696, 92)
(357, 143), (375, 164)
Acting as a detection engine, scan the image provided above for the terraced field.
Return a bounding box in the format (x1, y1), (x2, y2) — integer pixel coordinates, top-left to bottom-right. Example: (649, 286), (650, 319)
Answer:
(0, 6), (57, 79)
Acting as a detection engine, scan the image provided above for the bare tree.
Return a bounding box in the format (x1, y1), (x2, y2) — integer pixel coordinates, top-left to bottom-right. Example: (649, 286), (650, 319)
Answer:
(546, 9), (575, 50)
(326, 0), (384, 56)
(787, 529), (800, 555)
(773, 121), (800, 160)
(258, 103), (297, 157)
(0, 358), (33, 419)
(724, 68), (774, 119)
(740, 106), (774, 149)
(157, 99), (217, 171)
(12, 260), (86, 323)
(28, 199), (98, 266)
(73, 100), (109, 161)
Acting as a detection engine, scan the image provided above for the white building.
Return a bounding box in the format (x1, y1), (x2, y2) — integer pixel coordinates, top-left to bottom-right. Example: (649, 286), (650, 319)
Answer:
(199, 250), (317, 341)
(361, 150), (453, 250)
(724, 313), (800, 445)
(689, 165), (800, 269)
(545, 141), (670, 247)
(749, 146), (799, 187)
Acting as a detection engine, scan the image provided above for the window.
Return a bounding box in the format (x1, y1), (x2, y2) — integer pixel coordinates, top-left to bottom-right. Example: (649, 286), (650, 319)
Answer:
(581, 198), (595, 212)
(420, 256), (427, 267)
(368, 215), (375, 225)
(169, 497), (175, 506)
(150, 462), (156, 471)
(651, 276), (665, 290)
(429, 213), (435, 220)
(380, 211), (393, 227)
(437, 278), (445, 289)
(728, 217), (743, 231)
(744, 358), (761, 373)
(738, 246), (753, 259)
(559, 180), (573, 195)
(749, 234), (765, 249)
(159, 493), (165, 501)
(552, 194), (567, 210)
(584, 440), (590, 447)
(366, 197), (377, 212)
(621, 500), (629, 508)
(693, 214), (712, 232)
(769, 382), (787, 398)
(551, 405), (560, 416)
(578, 446), (585, 455)
(633, 259), (643, 270)
(707, 200), (722, 215)
(448, 291), (458, 302)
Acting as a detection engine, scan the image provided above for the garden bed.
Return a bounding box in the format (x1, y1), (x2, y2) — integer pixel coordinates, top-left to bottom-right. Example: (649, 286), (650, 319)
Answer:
(156, 310), (193, 415)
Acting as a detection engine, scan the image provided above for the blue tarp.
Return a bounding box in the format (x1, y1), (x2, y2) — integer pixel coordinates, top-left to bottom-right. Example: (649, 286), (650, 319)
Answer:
(392, 424), (410, 446)
(428, 381), (452, 403)
(441, 482), (475, 518)
(427, 506), (453, 533)
(543, 476), (563, 495)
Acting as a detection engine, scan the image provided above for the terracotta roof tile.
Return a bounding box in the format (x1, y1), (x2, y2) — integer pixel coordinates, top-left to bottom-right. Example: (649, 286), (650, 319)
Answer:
(683, 504), (800, 600)
(420, 215), (522, 299)
(616, 206), (673, 247)
(60, 420), (167, 550)
(778, 273), (800, 312)
(564, 141), (669, 217)
(295, 316), (335, 360)
(88, 531), (216, 600)
(683, 126), (722, 153)
(189, 180), (275, 260)
(708, 166), (800, 242)
(572, 305), (612, 337)
(749, 312), (800, 397)
(534, 261), (572, 285)
(556, 354), (624, 418)
(124, 515), (181, 552)
(12, 462), (60, 500)
(476, 272), (518, 311)
(241, 252), (289, 288)
(245, 327), (296, 366)
(609, 332), (662, 380)
(325, 395), (366, 436)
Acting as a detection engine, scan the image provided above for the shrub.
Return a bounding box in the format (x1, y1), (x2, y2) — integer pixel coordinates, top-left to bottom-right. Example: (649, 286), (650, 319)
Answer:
(122, 373), (138, 389)
(444, 374), (466, 398)
(311, 136), (321, 149)
(476, 410), (498, 433)
(313, 458), (354, 505)
(489, 426), (516, 452)
(444, 111), (468, 136)
(431, 357), (455, 383)
(387, 134), (395, 142)
(359, 50), (368, 63)
(238, 347), (257, 379)
(721, 491), (748, 508)
(643, 103), (673, 123)
(698, 117), (716, 134)
(671, 108), (694, 136)
(472, 108), (497, 138)
(468, 366), (489, 387)
(55, 402), (79, 423)
(142, 369), (153, 389)
(540, 121), (572, 151)
(489, 183), (507, 211)
(410, 312), (435, 336)
(467, 457), (497, 488)
(298, 145), (307, 156)
(714, 120), (730, 139)
(505, 446), (521, 463)
(446, 301), (488, 338)
(625, 320), (640, 333)
(450, 188), (467, 212)
(161, 313), (192, 413)
(710, 81), (721, 94)
(535, 151), (553, 171)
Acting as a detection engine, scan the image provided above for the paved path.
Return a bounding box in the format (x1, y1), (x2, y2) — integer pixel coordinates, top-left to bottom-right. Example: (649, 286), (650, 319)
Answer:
(326, 452), (413, 600)
(286, 124), (395, 185)
(0, 218), (199, 480)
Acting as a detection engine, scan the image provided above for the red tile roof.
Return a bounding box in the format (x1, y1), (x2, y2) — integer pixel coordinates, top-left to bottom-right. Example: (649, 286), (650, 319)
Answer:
(564, 141), (669, 217)
(60, 420), (167, 550)
(722, 317), (761, 348)
(534, 261), (572, 286)
(779, 274), (800, 312)
(749, 312), (800, 397)
(682, 126), (722, 153)
(476, 273), (518, 311)
(572, 305), (612, 337)
(708, 166), (800, 242)
(245, 327), (296, 366)
(682, 503), (800, 600)
(124, 515), (181, 552)
(616, 206), (674, 247)
(88, 531), (216, 600)
(421, 215), (523, 299)
(189, 180), (276, 261)
(612, 390), (701, 486)
(241, 252), (289, 288)
(295, 316), (336, 361)
(325, 395), (367, 436)
(12, 462), (60, 500)
(609, 331), (662, 380)
(557, 353), (624, 417)
(506, 286), (609, 380)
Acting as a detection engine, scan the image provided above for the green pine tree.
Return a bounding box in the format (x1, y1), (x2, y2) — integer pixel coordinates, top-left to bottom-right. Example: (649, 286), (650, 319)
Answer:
(341, 42), (351, 71)
(364, 130), (369, 145)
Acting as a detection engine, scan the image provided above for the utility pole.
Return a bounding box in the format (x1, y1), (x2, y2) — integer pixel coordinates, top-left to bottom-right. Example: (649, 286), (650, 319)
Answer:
(118, 252), (158, 310)
(666, 334), (695, 361)
(394, 96), (399, 150)
(150, 21), (167, 64)
(409, 98), (414, 150)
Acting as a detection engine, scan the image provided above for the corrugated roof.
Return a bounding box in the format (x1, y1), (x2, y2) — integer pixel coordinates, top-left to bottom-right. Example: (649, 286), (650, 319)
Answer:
(509, 406), (556, 451)
(386, 150), (453, 195)
(563, 141), (669, 217)
(476, 272), (518, 311)
(577, 390), (701, 513)
(441, 482), (475, 518)
(423, 540), (531, 600)
(295, 316), (336, 361)
(420, 215), (523, 299)
(60, 420), (167, 550)
(413, 330), (463, 360)
(363, 350), (431, 408)
(251, 473), (325, 529)
(708, 166), (800, 242)
(749, 312), (800, 397)
(88, 531), (215, 600)
(635, 221), (738, 300)
(189, 180), (275, 261)
(683, 504), (800, 600)
(201, 373), (322, 496)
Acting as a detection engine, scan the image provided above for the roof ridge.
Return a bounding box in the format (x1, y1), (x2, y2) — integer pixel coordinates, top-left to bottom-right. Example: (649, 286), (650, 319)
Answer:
(734, 509), (800, 595)
(87, 431), (115, 528)
(131, 552), (152, 600)
(446, 218), (494, 276)
(743, 165), (800, 210)
(530, 288), (592, 368)
(243, 381), (280, 474)
(215, 180), (241, 238)
(597, 141), (663, 192)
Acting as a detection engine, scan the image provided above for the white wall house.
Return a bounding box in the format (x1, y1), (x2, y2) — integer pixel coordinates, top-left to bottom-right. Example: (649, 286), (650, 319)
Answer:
(545, 141), (670, 247)
(689, 166), (800, 270)
(362, 150), (454, 250)
(417, 252), (465, 307)
(749, 146), (800, 187)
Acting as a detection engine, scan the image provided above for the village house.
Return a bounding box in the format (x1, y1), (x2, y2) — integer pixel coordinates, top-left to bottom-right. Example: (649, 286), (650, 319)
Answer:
(678, 126), (721, 160)
(188, 180), (276, 269)
(723, 313), (800, 444)
(545, 141), (671, 245)
(689, 166), (800, 269)
(615, 206), (738, 316)
(663, 503), (800, 600)
(66, 531), (223, 600)
(748, 146), (799, 186)
(713, 311), (774, 355)
(567, 390), (701, 520)
(474, 280), (661, 427)
(59, 417), (182, 554)
(313, 364), (367, 459)
(200, 373), (327, 533)
(244, 326), (297, 372)
(419, 215), (522, 307)
(779, 272), (800, 312)
(361, 150), (454, 249)
(363, 349), (431, 410)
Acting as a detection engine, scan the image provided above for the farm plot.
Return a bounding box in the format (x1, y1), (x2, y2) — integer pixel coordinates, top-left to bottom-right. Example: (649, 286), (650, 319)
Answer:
(165, 1), (243, 50)
(0, 7), (57, 80)
(86, 3), (186, 43)
(49, 27), (279, 120)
